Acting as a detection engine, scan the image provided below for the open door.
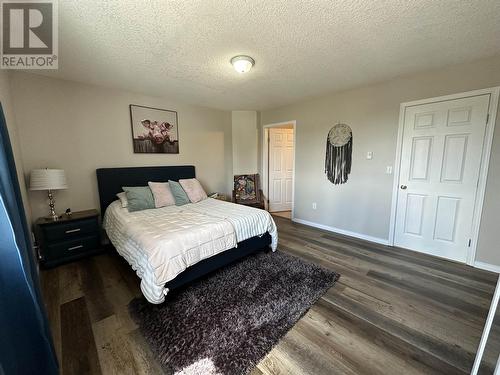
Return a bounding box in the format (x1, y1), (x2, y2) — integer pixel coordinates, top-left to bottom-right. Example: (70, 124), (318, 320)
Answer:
(264, 124), (295, 215)
(268, 127), (294, 212)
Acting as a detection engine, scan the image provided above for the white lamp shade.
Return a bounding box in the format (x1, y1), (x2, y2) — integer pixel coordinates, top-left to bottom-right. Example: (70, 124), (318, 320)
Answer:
(29, 169), (68, 191)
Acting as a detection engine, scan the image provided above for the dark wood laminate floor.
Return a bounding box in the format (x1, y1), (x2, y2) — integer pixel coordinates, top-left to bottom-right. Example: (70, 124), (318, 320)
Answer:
(40, 216), (500, 375)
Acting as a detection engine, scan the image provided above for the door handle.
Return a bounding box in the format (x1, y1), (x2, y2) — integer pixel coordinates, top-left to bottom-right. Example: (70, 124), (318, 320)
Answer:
(400, 185), (407, 190)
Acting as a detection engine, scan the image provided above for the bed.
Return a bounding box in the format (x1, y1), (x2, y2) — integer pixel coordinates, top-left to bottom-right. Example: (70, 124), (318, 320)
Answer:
(96, 166), (277, 304)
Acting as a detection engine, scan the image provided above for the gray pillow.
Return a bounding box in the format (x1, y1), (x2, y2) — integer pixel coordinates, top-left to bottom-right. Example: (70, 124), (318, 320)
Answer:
(168, 180), (191, 206)
(122, 186), (155, 212)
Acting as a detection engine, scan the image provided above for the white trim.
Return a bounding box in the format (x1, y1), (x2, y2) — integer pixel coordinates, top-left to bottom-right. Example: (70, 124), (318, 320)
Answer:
(400, 87), (500, 107)
(262, 120), (296, 219)
(474, 261), (500, 274)
(469, 88), (500, 264)
(389, 87), (500, 266)
(388, 101), (407, 247)
(471, 275), (500, 375)
(292, 217), (389, 246)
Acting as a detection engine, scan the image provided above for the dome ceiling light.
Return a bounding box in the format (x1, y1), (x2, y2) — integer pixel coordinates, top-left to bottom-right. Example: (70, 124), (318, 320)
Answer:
(231, 55), (255, 73)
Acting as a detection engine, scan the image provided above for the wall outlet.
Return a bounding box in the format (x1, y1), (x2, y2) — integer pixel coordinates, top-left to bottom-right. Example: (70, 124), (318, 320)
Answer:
(386, 166), (393, 174)
(312, 202), (317, 210)
(366, 151), (373, 160)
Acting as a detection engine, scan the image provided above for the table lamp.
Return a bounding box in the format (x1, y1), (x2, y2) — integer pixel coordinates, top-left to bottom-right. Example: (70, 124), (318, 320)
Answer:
(29, 168), (68, 221)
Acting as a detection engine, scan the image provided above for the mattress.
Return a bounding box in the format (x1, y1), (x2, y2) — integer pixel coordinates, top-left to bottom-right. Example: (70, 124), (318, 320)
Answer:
(103, 198), (278, 303)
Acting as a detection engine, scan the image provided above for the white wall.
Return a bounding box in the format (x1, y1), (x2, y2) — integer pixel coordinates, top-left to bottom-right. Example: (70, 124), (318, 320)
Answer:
(0, 71), (31, 224)
(232, 111), (258, 175)
(261, 55), (500, 266)
(10, 73), (233, 221)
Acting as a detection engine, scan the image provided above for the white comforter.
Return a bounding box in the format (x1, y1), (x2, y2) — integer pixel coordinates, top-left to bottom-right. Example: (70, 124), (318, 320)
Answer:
(103, 198), (277, 303)
(186, 198), (278, 250)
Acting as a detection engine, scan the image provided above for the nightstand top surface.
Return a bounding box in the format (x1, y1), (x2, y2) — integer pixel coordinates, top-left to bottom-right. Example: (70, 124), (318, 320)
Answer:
(36, 209), (99, 225)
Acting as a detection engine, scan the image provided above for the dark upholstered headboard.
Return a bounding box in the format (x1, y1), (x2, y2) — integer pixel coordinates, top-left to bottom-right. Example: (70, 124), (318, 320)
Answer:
(96, 165), (195, 215)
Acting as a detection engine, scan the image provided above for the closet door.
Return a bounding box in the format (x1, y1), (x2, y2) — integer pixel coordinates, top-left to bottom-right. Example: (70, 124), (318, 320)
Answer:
(394, 94), (490, 263)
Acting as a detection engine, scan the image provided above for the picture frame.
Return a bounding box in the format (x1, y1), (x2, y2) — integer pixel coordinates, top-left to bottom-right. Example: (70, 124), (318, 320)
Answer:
(130, 104), (179, 154)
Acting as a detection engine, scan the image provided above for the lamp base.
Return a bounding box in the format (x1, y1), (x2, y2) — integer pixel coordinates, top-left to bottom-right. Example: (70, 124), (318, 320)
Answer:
(45, 213), (60, 221)
(47, 190), (60, 221)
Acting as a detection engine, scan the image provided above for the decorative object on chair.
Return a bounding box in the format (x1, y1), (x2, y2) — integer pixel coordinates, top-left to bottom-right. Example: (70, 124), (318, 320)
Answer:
(130, 104), (179, 154)
(234, 174), (257, 203)
(233, 174), (264, 209)
(325, 123), (353, 184)
(29, 169), (68, 221)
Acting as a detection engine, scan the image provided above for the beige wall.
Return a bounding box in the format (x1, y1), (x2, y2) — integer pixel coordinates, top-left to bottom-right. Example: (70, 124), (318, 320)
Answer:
(10, 73), (232, 221)
(0, 71), (31, 224)
(261, 55), (500, 266)
(232, 110), (258, 175)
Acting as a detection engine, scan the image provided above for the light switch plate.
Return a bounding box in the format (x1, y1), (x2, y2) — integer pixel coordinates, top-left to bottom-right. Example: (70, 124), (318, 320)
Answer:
(366, 151), (373, 160)
(386, 166), (393, 174)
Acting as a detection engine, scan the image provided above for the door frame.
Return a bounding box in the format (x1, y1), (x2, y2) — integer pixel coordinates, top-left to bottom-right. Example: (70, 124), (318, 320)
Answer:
(388, 87), (500, 266)
(262, 120), (296, 218)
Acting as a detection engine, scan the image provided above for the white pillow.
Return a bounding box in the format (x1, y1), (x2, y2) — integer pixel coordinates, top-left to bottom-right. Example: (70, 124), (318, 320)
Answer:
(116, 191), (128, 208)
(179, 178), (208, 203)
(148, 181), (176, 208)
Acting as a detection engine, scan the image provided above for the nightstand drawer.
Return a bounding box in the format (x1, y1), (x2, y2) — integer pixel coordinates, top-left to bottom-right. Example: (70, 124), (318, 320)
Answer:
(43, 218), (98, 242)
(45, 235), (100, 260)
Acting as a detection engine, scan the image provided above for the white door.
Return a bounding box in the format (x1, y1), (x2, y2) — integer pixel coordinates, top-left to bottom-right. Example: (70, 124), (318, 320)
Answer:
(268, 128), (294, 212)
(394, 94), (490, 263)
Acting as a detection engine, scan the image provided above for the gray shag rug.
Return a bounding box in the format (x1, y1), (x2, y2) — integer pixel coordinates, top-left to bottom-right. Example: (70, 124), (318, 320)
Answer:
(129, 250), (339, 375)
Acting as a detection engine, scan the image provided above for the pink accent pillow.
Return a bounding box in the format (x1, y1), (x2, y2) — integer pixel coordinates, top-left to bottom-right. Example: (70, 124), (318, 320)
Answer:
(179, 178), (207, 203)
(148, 182), (176, 208)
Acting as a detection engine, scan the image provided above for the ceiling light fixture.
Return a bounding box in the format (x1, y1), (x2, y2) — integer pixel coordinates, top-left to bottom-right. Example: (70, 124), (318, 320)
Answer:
(231, 55), (255, 73)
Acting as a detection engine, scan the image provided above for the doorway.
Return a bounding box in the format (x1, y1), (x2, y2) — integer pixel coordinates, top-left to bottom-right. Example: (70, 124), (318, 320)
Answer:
(262, 121), (296, 218)
(390, 88), (499, 264)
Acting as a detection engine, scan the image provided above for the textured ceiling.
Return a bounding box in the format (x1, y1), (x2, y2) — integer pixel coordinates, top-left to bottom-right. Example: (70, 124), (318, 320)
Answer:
(37, 0), (500, 110)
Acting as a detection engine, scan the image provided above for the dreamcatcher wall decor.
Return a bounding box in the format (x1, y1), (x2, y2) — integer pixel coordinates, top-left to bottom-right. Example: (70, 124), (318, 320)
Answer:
(325, 123), (353, 184)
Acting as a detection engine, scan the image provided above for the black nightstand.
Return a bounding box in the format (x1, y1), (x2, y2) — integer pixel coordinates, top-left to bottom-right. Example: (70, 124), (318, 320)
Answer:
(35, 209), (103, 268)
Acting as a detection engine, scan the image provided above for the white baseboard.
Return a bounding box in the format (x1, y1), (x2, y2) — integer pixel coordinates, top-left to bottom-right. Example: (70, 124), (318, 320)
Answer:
(474, 261), (500, 274)
(292, 218), (389, 246)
